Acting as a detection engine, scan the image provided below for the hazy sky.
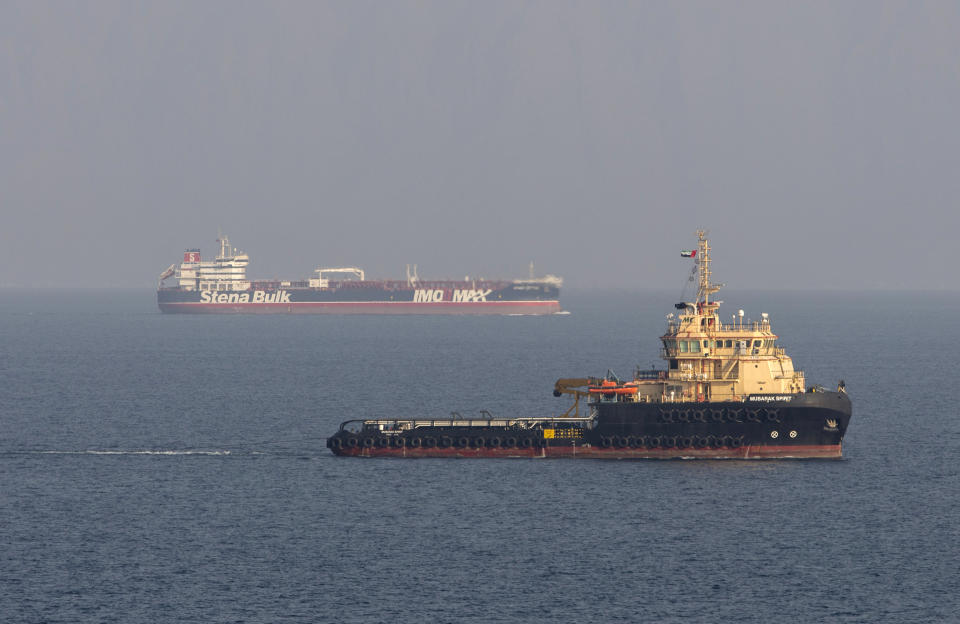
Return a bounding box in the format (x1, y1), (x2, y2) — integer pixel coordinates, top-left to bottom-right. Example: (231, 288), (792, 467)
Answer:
(3, 1), (958, 290)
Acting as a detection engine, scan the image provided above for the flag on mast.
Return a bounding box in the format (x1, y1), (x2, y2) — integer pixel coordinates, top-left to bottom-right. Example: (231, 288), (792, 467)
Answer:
(680, 250), (697, 258)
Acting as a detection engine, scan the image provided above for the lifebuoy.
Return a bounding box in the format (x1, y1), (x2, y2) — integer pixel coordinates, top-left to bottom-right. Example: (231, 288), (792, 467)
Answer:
(661, 411), (674, 424)
(346, 437), (358, 448)
(409, 437), (422, 448)
(472, 437), (485, 448)
(663, 436), (677, 448)
(423, 437), (437, 448)
(616, 436), (630, 448)
(629, 436), (641, 448)
(361, 437), (375, 448)
(678, 437), (693, 449)
(694, 410), (708, 423)
(765, 409), (780, 424)
(457, 436), (469, 448)
(711, 410), (725, 423)
(505, 437), (518, 448)
(677, 411), (691, 423)
(488, 437), (501, 448)
(647, 436), (661, 448)
(728, 409), (743, 423)
(376, 437), (389, 448)
(520, 438), (533, 449)
(440, 437), (452, 448)
(601, 437), (613, 448)
(694, 437), (708, 449)
(393, 437), (406, 448)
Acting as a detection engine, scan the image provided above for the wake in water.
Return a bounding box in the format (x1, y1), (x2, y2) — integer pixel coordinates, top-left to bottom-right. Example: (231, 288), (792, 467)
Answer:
(24, 449), (233, 456)
(1, 435), (331, 458)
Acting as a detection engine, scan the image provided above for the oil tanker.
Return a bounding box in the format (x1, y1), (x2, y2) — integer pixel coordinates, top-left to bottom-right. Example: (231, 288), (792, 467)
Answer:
(157, 235), (561, 314)
(327, 230), (851, 459)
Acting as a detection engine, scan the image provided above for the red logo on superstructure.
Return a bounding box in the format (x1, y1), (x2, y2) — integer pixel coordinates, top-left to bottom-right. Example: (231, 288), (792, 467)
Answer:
(183, 251), (201, 263)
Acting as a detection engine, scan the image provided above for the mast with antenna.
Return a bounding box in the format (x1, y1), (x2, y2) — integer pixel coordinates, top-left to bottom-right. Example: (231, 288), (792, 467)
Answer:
(695, 230), (723, 309)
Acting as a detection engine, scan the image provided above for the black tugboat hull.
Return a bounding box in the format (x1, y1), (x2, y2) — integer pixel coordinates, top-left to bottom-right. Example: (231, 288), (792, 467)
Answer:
(327, 444), (844, 459)
(591, 391), (851, 455)
(326, 392), (852, 459)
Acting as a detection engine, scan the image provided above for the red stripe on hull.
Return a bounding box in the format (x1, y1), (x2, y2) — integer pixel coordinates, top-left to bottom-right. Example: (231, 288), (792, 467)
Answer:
(159, 301), (561, 315)
(332, 443), (842, 459)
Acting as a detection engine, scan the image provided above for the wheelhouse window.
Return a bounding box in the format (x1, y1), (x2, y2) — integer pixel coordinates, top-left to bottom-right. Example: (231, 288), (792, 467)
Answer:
(689, 341), (700, 353)
(679, 341), (688, 353)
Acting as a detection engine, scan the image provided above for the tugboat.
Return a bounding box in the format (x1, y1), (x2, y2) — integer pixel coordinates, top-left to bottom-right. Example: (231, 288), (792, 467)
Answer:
(327, 231), (851, 459)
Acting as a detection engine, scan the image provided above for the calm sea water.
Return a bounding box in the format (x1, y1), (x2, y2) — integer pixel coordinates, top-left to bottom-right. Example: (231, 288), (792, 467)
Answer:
(1, 289), (958, 623)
